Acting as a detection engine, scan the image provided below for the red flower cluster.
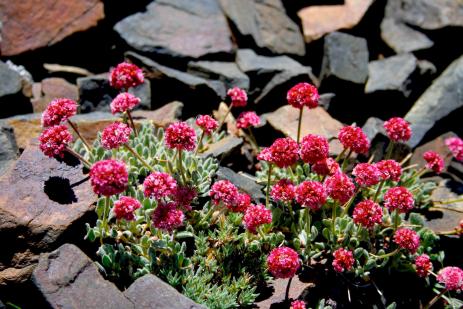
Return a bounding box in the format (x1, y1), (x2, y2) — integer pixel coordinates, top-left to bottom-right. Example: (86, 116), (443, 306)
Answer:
(109, 62), (144, 90)
(299, 134), (329, 164)
(332, 248), (354, 273)
(437, 266), (463, 291)
(210, 180), (239, 208)
(446, 137), (463, 161)
(90, 160), (128, 196)
(110, 93), (141, 114)
(196, 115), (218, 135)
(312, 158), (340, 176)
(353, 200), (383, 228)
(39, 125), (73, 158)
(243, 204), (272, 233)
(152, 201), (184, 232)
(423, 151), (444, 174)
(227, 87), (247, 107)
(267, 247), (300, 278)
(143, 172), (177, 200)
(384, 187), (414, 213)
(41, 98), (77, 127)
(376, 159), (402, 182)
(165, 122), (197, 151)
(233, 193), (252, 213)
(101, 122), (131, 150)
(324, 172), (355, 204)
(295, 181), (327, 211)
(286, 82), (319, 109)
(338, 125), (370, 154)
(290, 300), (306, 309)
(352, 163), (381, 187)
(258, 137), (299, 168)
(394, 228), (420, 253)
(113, 196), (141, 221)
(173, 186), (197, 210)
(236, 111), (260, 129)
(415, 254), (432, 278)
(384, 117), (412, 142)
(271, 179), (296, 203)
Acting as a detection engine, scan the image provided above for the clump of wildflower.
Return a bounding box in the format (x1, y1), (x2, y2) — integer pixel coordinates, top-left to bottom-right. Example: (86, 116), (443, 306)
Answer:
(324, 172), (355, 204)
(415, 254), (432, 278)
(352, 163), (381, 187)
(109, 62), (144, 90)
(113, 196), (141, 221)
(445, 137), (463, 162)
(376, 159), (402, 182)
(286, 82), (319, 109)
(165, 122), (196, 151)
(209, 180), (239, 207)
(352, 200), (383, 228)
(227, 87), (247, 107)
(295, 181), (327, 211)
(332, 248), (354, 273)
(291, 300), (306, 309)
(232, 193), (251, 212)
(236, 111), (260, 129)
(312, 158), (340, 176)
(243, 204), (272, 233)
(39, 125), (73, 158)
(101, 122), (131, 150)
(267, 247), (300, 278)
(271, 179), (295, 203)
(263, 137), (299, 168)
(196, 115), (218, 135)
(152, 202), (184, 232)
(89, 160), (128, 196)
(384, 187), (414, 213)
(110, 93), (141, 114)
(384, 117), (411, 142)
(338, 125), (370, 154)
(437, 267), (463, 291)
(41, 98), (78, 127)
(394, 228), (420, 253)
(143, 172), (177, 200)
(173, 185), (197, 211)
(299, 134), (329, 164)
(423, 151), (445, 174)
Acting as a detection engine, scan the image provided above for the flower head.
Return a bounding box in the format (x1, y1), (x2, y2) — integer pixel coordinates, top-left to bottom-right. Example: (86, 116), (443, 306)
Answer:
(110, 92), (141, 114)
(236, 111), (260, 129)
(437, 267), (463, 291)
(332, 248), (354, 273)
(101, 122), (131, 150)
(266, 137), (300, 168)
(152, 202), (184, 232)
(376, 160), (402, 182)
(267, 247), (300, 278)
(232, 193), (251, 212)
(415, 254), (432, 278)
(352, 163), (381, 187)
(39, 125), (73, 158)
(271, 179), (295, 203)
(290, 300), (306, 309)
(143, 172), (177, 200)
(89, 160), (128, 196)
(257, 147), (273, 162)
(312, 158), (340, 176)
(394, 228), (420, 253)
(173, 186), (197, 211)
(324, 172), (355, 204)
(165, 122), (196, 151)
(41, 98), (78, 127)
(299, 134), (329, 164)
(113, 196), (141, 221)
(210, 180), (239, 207)
(338, 125), (370, 154)
(286, 82), (319, 109)
(446, 137), (463, 162)
(243, 204), (272, 233)
(196, 115), (218, 135)
(353, 200), (383, 228)
(423, 151), (444, 174)
(295, 181), (327, 211)
(384, 187), (414, 213)
(109, 62), (144, 90)
(227, 87), (247, 107)
(384, 117), (411, 142)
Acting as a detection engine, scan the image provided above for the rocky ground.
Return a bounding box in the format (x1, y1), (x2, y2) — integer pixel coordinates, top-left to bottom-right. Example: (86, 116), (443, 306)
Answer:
(0, 0), (463, 308)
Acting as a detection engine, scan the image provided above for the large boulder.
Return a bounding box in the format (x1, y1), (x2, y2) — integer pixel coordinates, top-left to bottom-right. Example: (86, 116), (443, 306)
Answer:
(0, 61), (32, 118)
(380, 18), (434, 53)
(187, 61), (250, 90)
(31, 78), (79, 113)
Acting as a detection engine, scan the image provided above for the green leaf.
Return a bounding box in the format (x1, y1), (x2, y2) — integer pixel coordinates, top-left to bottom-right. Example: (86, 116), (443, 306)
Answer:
(176, 231), (195, 239)
(102, 255), (112, 268)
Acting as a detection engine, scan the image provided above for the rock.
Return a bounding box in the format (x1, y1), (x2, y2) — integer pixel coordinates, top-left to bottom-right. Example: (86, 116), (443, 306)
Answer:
(321, 32), (369, 84)
(31, 78), (79, 113)
(132, 101), (183, 127)
(365, 53), (417, 96)
(265, 106), (344, 155)
(33, 244), (133, 309)
(362, 117), (385, 142)
(201, 136), (243, 159)
(219, 0), (305, 56)
(380, 18), (434, 53)
(405, 55), (463, 147)
(124, 274), (206, 309)
(410, 132), (455, 172)
(298, 0), (373, 43)
(0, 60), (32, 118)
(187, 61), (250, 90)
(216, 167), (265, 202)
(427, 179), (463, 233)
(318, 93), (336, 110)
(114, 0), (233, 59)
(256, 277), (307, 309)
(0, 0), (104, 56)
(0, 125), (18, 176)
(0, 265), (36, 286)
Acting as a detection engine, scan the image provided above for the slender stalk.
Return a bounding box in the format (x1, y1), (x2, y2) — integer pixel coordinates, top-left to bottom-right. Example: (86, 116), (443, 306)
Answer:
(369, 248), (399, 259)
(65, 146), (91, 167)
(266, 164), (273, 208)
(436, 229), (461, 236)
(424, 289), (447, 309)
(198, 205), (216, 226)
(342, 187), (361, 216)
(393, 210), (400, 232)
(341, 149), (353, 171)
(195, 131), (205, 155)
(385, 141), (394, 160)
(285, 277), (293, 302)
(335, 147), (348, 163)
(217, 103), (232, 131)
(430, 205), (463, 213)
(400, 152), (413, 166)
(247, 128), (259, 152)
(297, 108), (304, 144)
(177, 149), (187, 184)
(305, 209), (312, 256)
(101, 196), (110, 244)
(123, 144), (154, 172)
(287, 202), (295, 221)
(126, 110), (138, 137)
(332, 202), (337, 240)
(373, 180), (385, 202)
(67, 120), (91, 152)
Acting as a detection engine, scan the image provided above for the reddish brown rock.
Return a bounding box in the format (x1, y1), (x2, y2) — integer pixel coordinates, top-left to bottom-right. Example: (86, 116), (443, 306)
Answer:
(427, 179), (463, 233)
(0, 0), (104, 56)
(132, 101), (183, 127)
(31, 78), (79, 113)
(410, 132), (455, 172)
(256, 277), (309, 309)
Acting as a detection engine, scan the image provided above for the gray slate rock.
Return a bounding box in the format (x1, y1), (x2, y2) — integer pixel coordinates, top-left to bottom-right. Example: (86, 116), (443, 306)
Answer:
(0, 125), (18, 176)
(219, 0), (305, 56)
(124, 274), (206, 309)
(187, 61), (250, 90)
(201, 136), (243, 158)
(380, 18), (434, 53)
(216, 166), (265, 202)
(0, 61), (22, 98)
(365, 53), (417, 95)
(321, 32), (369, 84)
(405, 55), (463, 147)
(236, 49), (305, 76)
(114, 0), (233, 58)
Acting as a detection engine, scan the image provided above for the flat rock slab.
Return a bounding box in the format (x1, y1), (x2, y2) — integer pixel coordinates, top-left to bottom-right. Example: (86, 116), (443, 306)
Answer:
(219, 0), (305, 56)
(201, 136), (243, 159)
(427, 179), (463, 233)
(114, 0), (233, 58)
(31, 78), (79, 113)
(187, 61), (250, 90)
(410, 132), (455, 173)
(0, 125), (18, 176)
(0, 61), (23, 98)
(216, 166), (265, 202)
(380, 18), (434, 53)
(256, 277), (308, 308)
(0, 0), (104, 56)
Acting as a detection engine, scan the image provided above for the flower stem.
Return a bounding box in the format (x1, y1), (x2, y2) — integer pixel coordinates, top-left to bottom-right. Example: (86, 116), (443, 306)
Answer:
(126, 110), (138, 137)
(177, 149), (187, 184)
(342, 187), (361, 216)
(285, 277), (293, 302)
(67, 120), (92, 152)
(424, 289), (447, 309)
(341, 149), (353, 171)
(385, 141), (395, 160)
(332, 202), (337, 240)
(287, 202), (295, 221)
(65, 146), (91, 167)
(101, 196), (110, 245)
(373, 180), (385, 202)
(305, 208), (312, 256)
(266, 164), (273, 208)
(393, 210), (400, 232)
(369, 248), (399, 259)
(123, 144), (154, 172)
(247, 128), (259, 152)
(297, 108), (304, 144)
(195, 131), (205, 155)
(335, 148), (347, 163)
(433, 197), (463, 205)
(217, 103), (232, 131)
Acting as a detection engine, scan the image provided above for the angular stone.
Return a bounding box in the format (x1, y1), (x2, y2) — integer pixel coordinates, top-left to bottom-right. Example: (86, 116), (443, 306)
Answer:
(265, 105), (344, 155)
(405, 55), (463, 147)
(216, 167), (265, 202)
(0, 60), (33, 118)
(0, 0), (104, 56)
(31, 78), (79, 113)
(321, 32), (369, 84)
(132, 101), (183, 128)
(219, 0), (305, 56)
(124, 274), (206, 309)
(187, 61), (250, 90)
(410, 132), (455, 172)
(298, 0), (373, 43)
(380, 18), (434, 53)
(201, 136), (243, 159)
(362, 117), (385, 142)
(114, 0), (233, 59)
(427, 179), (463, 233)
(0, 265), (36, 286)
(365, 53), (417, 95)
(33, 244), (133, 309)
(0, 61), (22, 98)
(0, 125), (18, 176)
(256, 277), (307, 309)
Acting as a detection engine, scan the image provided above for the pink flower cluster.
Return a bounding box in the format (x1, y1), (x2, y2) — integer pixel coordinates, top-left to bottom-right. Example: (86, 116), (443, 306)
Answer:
(353, 200), (383, 228)
(376, 159), (402, 181)
(39, 125), (73, 158)
(291, 300), (306, 309)
(110, 93), (141, 114)
(286, 82), (319, 109)
(299, 134), (329, 164)
(437, 266), (463, 291)
(101, 122), (131, 150)
(109, 62), (144, 90)
(196, 115), (218, 135)
(210, 180), (239, 207)
(384, 187), (414, 213)
(338, 125), (370, 154)
(352, 163), (381, 187)
(271, 179), (295, 203)
(415, 254), (432, 278)
(41, 98), (77, 127)
(165, 122), (196, 151)
(152, 201), (184, 231)
(90, 160), (128, 196)
(236, 111), (260, 129)
(423, 151), (444, 174)
(143, 172), (177, 200)
(324, 172), (355, 204)
(113, 196), (141, 221)
(384, 117), (411, 142)
(243, 204), (272, 233)
(234, 193), (252, 212)
(267, 247), (300, 278)
(227, 87), (247, 107)
(332, 248), (354, 273)
(258, 137), (299, 168)
(446, 137), (463, 162)
(393, 228), (420, 253)
(312, 158), (339, 176)
(295, 181), (327, 211)
(173, 186), (197, 210)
